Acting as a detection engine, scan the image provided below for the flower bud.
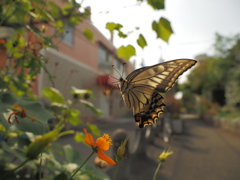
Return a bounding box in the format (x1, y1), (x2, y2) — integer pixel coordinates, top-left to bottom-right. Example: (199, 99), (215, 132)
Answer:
(159, 148), (173, 162)
(26, 126), (63, 160)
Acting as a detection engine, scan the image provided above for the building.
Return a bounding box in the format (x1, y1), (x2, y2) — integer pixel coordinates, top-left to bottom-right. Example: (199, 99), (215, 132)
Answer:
(0, 6), (135, 121)
(38, 9), (135, 121)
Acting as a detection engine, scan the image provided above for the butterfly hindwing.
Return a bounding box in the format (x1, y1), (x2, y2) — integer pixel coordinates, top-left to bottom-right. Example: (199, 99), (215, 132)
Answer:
(134, 92), (165, 128)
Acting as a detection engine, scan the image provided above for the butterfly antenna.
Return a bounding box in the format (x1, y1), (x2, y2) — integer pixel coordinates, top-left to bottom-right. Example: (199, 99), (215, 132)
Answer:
(109, 75), (119, 81)
(122, 63), (126, 77)
(112, 65), (122, 77)
(104, 76), (119, 95)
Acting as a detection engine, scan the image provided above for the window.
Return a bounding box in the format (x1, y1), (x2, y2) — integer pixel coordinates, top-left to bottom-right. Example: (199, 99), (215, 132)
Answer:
(98, 45), (111, 74)
(58, 24), (74, 46)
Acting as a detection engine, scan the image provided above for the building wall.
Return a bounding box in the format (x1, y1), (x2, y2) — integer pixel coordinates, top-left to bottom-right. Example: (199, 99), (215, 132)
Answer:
(39, 19), (135, 120)
(39, 48), (131, 120)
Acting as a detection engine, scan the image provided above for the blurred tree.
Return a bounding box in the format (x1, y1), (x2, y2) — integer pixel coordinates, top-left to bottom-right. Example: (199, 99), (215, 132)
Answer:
(181, 33), (240, 113)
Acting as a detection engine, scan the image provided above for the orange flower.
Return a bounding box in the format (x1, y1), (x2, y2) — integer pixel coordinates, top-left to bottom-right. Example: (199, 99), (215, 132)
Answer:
(30, 117), (37, 121)
(8, 105), (27, 124)
(84, 128), (116, 165)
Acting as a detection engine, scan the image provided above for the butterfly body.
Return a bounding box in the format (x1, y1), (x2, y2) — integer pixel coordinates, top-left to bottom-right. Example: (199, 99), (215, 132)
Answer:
(118, 59), (197, 128)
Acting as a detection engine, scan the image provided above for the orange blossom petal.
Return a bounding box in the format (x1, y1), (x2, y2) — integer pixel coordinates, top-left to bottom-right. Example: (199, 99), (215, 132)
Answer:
(97, 150), (116, 166)
(84, 128), (95, 147)
(13, 105), (20, 108)
(96, 137), (110, 151)
(30, 117), (37, 121)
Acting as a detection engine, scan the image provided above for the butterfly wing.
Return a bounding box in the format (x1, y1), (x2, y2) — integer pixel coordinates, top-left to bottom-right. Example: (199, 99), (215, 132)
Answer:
(121, 59), (197, 128)
(127, 59), (197, 92)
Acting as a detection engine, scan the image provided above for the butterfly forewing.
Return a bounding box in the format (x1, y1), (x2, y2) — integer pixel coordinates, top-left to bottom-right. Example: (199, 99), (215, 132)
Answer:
(128, 59), (197, 92)
(119, 59), (197, 128)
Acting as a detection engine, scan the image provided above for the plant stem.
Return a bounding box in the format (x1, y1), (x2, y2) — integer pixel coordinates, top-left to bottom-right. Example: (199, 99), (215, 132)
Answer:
(69, 150), (95, 180)
(39, 153), (43, 180)
(0, 0), (14, 26)
(113, 163), (120, 180)
(153, 161), (162, 180)
(2, 159), (29, 179)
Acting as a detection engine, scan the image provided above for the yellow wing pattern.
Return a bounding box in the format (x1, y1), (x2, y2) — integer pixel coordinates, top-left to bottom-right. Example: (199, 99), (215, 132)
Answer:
(119, 59), (197, 128)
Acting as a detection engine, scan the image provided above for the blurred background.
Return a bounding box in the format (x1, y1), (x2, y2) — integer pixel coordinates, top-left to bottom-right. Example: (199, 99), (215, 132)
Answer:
(1, 0), (240, 180)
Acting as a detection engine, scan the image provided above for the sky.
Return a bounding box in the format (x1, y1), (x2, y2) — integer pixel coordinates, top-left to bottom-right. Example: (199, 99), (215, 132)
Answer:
(81, 0), (240, 82)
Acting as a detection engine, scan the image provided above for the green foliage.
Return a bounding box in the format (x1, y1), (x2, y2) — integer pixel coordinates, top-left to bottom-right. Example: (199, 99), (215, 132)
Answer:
(80, 99), (103, 116)
(106, 22), (123, 33)
(152, 17), (173, 43)
(87, 123), (101, 136)
(53, 173), (68, 180)
(147, 0), (165, 10)
(0, 0), (87, 96)
(117, 45), (136, 60)
(137, 34), (148, 49)
(0, 92), (52, 135)
(62, 144), (83, 164)
(181, 33), (240, 113)
(42, 87), (65, 104)
(74, 132), (85, 143)
(42, 87), (102, 125)
(83, 28), (95, 42)
(106, 22), (127, 38)
(71, 86), (95, 99)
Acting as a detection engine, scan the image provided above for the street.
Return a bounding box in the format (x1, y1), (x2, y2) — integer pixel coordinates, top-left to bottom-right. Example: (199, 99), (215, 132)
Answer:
(58, 117), (240, 180)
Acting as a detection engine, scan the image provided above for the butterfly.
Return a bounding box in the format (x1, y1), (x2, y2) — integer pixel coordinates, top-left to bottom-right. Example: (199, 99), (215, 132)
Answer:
(118, 59), (197, 128)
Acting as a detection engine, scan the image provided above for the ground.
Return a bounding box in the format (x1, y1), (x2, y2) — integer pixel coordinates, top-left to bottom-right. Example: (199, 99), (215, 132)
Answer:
(58, 117), (240, 180)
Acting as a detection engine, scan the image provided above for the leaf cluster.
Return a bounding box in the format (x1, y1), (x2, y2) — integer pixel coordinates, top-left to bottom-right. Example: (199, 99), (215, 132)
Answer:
(104, 0), (173, 61)
(0, 0), (87, 96)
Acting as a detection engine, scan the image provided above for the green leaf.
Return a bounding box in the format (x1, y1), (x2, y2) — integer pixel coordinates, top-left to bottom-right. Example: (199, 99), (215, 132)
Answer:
(47, 2), (60, 18)
(82, 164), (111, 180)
(106, 22), (127, 39)
(152, 17), (173, 43)
(67, 109), (81, 126)
(62, 145), (83, 164)
(117, 45), (136, 61)
(71, 86), (94, 99)
(105, 22), (123, 34)
(0, 92), (53, 135)
(35, 6), (55, 22)
(83, 28), (94, 42)
(80, 99), (103, 115)
(118, 31), (127, 38)
(74, 132), (85, 143)
(53, 173), (68, 180)
(42, 87), (65, 104)
(70, 15), (82, 25)
(54, 20), (64, 32)
(9, 82), (25, 97)
(67, 116), (80, 126)
(137, 34), (147, 49)
(2, 141), (25, 161)
(147, 0), (165, 10)
(70, 109), (80, 117)
(87, 123), (101, 136)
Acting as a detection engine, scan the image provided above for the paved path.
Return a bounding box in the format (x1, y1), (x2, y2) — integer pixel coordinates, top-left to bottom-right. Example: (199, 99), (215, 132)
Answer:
(58, 118), (240, 180)
(149, 118), (240, 180)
